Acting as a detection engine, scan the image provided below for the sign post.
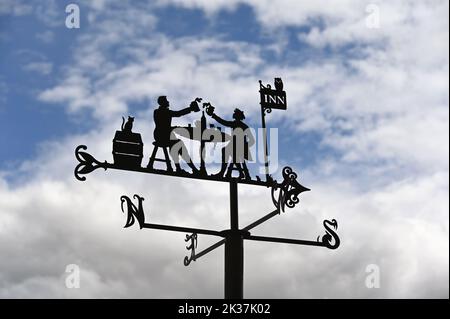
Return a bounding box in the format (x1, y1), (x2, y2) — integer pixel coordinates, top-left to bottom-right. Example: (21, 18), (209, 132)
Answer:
(259, 78), (287, 182)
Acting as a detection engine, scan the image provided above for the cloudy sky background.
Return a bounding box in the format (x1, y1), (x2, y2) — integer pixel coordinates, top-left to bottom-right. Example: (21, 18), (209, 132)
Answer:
(0, 0), (448, 298)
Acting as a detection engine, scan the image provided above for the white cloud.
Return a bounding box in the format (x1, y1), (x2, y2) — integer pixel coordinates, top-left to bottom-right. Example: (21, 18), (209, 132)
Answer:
(0, 0), (32, 16)
(38, 33), (265, 120)
(34, 0), (62, 27)
(22, 62), (53, 75)
(0, 128), (447, 298)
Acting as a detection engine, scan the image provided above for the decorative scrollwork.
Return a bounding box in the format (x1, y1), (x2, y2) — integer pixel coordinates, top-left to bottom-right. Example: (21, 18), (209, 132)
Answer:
(317, 219), (340, 250)
(184, 233), (198, 266)
(271, 166), (310, 213)
(263, 107), (272, 114)
(259, 79), (272, 90)
(74, 145), (108, 181)
(120, 194), (145, 229)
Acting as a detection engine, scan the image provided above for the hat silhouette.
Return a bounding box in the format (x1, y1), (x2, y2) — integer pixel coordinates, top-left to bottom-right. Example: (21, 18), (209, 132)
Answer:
(233, 108), (245, 120)
(158, 96), (168, 107)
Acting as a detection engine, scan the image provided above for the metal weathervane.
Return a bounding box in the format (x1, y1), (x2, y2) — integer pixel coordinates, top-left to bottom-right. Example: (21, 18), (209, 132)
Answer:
(74, 78), (340, 299)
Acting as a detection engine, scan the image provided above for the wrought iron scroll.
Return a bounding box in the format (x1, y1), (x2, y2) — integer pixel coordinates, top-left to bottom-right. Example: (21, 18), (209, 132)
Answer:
(271, 166), (310, 213)
(74, 145), (108, 181)
(184, 233), (198, 266)
(317, 219), (340, 249)
(120, 194), (145, 229)
(263, 107), (272, 115)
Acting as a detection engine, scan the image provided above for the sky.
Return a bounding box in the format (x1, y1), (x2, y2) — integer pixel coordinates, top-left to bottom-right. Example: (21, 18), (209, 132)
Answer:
(0, 0), (448, 298)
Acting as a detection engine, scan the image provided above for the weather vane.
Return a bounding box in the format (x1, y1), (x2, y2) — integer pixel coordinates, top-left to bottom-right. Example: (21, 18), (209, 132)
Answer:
(74, 78), (340, 299)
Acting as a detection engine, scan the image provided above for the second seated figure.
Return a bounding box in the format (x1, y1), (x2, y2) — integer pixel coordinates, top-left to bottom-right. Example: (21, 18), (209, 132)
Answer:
(151, 95), (200, 174)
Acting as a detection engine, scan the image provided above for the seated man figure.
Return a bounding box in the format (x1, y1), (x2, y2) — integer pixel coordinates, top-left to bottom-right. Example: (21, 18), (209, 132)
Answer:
(152, 95), (199, 174)
(206, 106), (255, 179)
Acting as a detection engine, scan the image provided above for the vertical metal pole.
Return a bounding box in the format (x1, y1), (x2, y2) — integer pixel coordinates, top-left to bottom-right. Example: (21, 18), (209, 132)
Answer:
(229, 180), (239, 230)
(261, 107), (270, 182)
(200, 111), (207, 175)
(225, 181), (244, 299)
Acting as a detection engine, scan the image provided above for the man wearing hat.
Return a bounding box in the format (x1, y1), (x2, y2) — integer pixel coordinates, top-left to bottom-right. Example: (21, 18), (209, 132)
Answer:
(152, 96), (200, 174)
(206, 106), (255, 179)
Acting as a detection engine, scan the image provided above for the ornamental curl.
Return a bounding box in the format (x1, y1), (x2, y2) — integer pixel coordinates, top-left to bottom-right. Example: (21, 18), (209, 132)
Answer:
(74, 145), (107, 181)
(271, 166), (310, 213)
(184, 233), (198, 266)
(317, 219), (340, 250)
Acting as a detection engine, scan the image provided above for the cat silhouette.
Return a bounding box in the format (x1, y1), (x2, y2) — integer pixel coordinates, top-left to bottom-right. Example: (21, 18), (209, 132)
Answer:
(121, 116), (134, 133)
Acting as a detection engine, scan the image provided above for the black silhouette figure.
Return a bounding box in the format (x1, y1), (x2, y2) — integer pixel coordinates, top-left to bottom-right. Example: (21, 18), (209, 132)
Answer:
(274, 77), (283, 91)
(206, 105), (254, 180)
(113, 115), (143, 168)
(121, 116), (134, 133)
(148, 96), (200, 174)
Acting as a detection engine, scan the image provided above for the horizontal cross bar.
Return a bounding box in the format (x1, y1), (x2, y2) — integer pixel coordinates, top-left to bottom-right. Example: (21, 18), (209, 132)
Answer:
(142, 223), (223, 237)
(105, 163), (274, 188)
(243, 209), (278, 231)
(244, 234), (325, 247)
(193, 239), (225, 260)
(192, 209), (280, 261)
